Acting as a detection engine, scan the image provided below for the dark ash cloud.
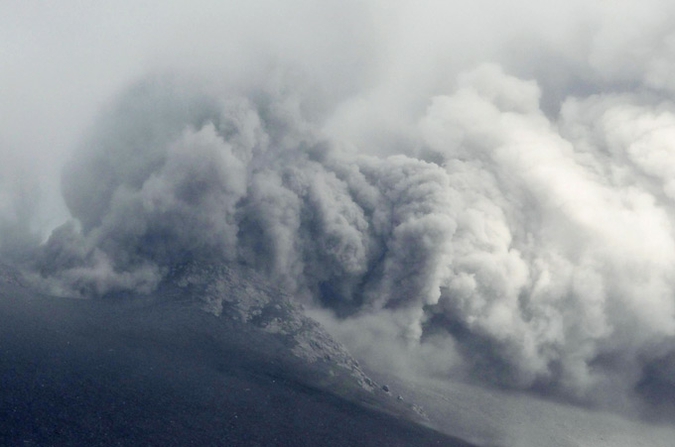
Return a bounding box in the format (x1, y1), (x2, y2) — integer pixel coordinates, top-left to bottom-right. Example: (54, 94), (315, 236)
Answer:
(18, 62), (675, 418)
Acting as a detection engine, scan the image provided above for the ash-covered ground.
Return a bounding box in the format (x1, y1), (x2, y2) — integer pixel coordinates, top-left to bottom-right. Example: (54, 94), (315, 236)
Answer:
(0, 261), (473, 446)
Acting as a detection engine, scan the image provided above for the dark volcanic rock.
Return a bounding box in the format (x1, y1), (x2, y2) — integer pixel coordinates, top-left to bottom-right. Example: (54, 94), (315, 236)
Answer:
(167, 262), (374, 390)
(0, 262), (475, 446)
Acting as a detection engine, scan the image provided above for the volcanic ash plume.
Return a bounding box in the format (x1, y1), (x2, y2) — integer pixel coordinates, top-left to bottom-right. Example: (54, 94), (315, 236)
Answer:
(4, 49), (672, 416)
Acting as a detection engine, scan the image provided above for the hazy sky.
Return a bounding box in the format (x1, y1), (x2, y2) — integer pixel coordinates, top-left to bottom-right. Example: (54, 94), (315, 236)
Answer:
(0, 0), (591, 205)
(2, 0), (669, 230)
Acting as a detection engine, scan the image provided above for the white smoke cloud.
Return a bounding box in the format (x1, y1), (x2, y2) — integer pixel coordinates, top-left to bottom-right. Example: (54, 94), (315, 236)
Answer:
(419, 64), (675, 398)
(4, 0), (675, 418)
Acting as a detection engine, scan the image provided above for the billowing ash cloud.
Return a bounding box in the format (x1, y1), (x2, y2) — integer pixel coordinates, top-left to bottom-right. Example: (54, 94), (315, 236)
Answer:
(25, 63), (675, 413)
(5, 0), (675, 416)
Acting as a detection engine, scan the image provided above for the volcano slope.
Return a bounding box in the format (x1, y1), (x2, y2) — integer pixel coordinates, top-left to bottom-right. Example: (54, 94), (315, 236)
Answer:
(0, 262), (474, 446)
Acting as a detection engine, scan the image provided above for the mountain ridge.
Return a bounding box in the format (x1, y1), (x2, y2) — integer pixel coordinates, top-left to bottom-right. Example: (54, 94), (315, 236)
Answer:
(0, 260), (474, 446)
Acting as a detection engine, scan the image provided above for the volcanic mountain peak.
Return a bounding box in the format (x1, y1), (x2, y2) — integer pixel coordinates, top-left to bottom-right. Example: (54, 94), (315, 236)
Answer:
(164, 260), (378, 393)
(0, 258), (472, 446)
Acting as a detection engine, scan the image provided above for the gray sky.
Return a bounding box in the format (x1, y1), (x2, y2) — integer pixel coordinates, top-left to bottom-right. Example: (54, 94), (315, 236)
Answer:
(0, 0), (596, 196)
(2, 0), (665, 231)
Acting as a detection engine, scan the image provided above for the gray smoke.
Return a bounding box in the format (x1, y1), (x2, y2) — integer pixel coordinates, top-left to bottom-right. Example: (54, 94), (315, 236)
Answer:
(0, 163), (41, 262)
(4, 0), (675, 417)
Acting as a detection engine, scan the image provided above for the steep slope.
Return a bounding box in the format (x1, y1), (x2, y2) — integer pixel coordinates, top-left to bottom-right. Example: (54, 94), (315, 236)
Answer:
(0, 262), (473, 446)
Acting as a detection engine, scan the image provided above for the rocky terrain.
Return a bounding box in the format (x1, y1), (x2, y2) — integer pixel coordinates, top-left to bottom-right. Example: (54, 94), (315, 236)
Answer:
(0, 261), (469, 446)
